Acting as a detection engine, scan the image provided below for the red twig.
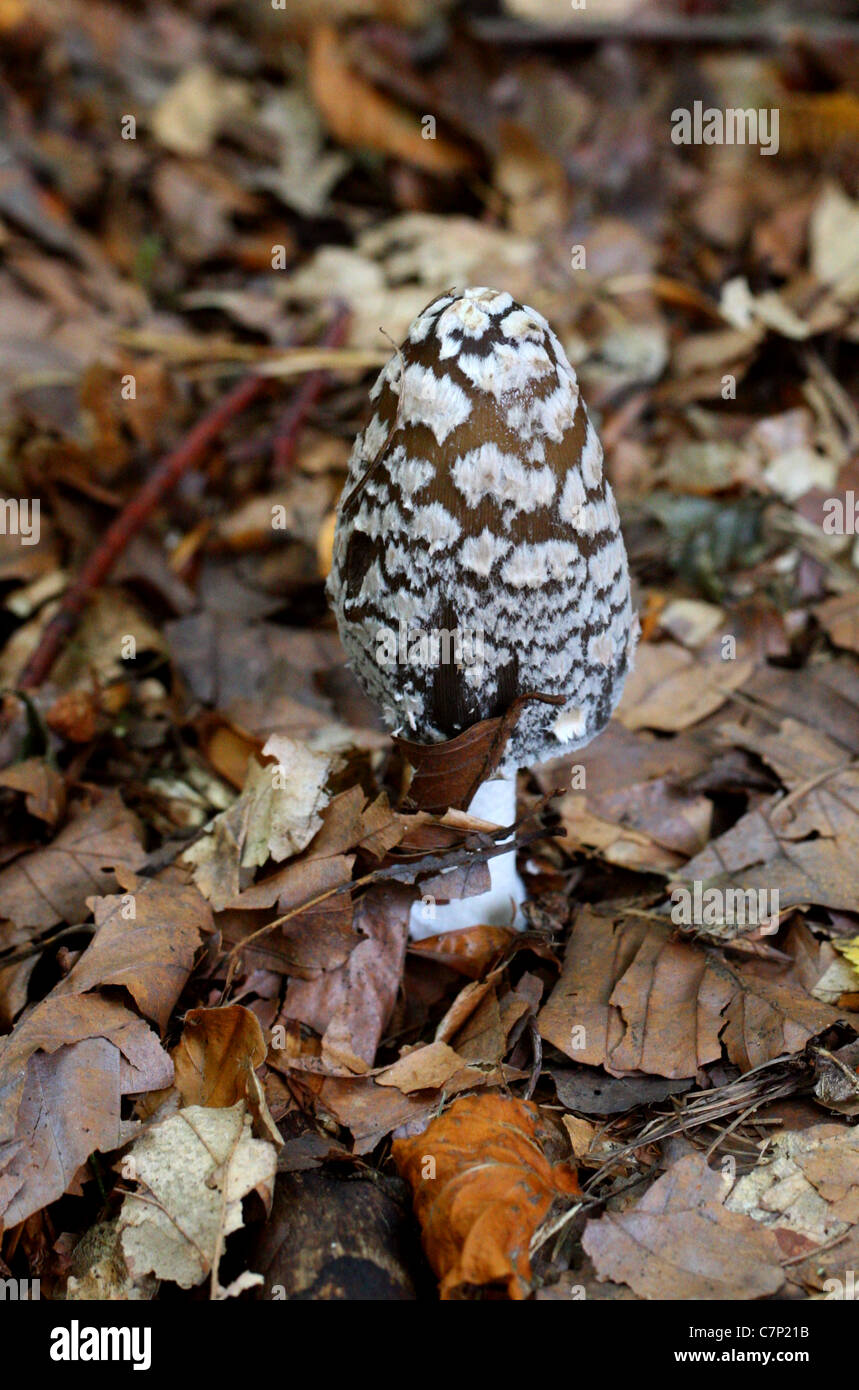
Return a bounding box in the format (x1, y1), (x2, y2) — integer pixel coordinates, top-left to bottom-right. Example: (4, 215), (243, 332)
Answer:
(18, 373), (268, 690)
(272, 302), (351, 473)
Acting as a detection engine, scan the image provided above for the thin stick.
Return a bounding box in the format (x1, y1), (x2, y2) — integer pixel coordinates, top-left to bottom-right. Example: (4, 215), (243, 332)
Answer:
(272, 303), (351, 473)
(468, 16), (859, 47)
(781, 1228), (851, 1269)
(18, 374), (268, 689)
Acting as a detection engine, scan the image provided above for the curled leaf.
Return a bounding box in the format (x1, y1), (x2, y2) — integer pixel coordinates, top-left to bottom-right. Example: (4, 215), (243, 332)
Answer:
(392, 1092), (579, 1299)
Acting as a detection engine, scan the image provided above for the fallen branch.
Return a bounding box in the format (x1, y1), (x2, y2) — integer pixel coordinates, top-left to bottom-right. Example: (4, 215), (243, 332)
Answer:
(468, 15), (859, 48)
(18, 373), (268, 690)
(273, 302), (351, 473)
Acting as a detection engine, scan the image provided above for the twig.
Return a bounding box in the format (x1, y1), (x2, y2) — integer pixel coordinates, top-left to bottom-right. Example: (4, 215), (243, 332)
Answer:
(781, 1228), (851, 1268)
(17, 374), (268, 689)
(468, 16), (859, 47)
(223, 814), (554, 974)
(272, 303), (351, 473)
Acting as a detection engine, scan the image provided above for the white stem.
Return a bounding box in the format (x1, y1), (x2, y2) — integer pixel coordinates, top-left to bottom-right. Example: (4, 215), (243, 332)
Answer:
(408, 774), (526, 940)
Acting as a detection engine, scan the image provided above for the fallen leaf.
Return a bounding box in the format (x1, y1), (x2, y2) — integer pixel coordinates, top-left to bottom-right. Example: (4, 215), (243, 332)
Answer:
(409, 924), (515, 979)
(727, 1124), (859, 1241)
(285, 884), (411, 1069)
(0, 996), (172, 1227)
(151, 65), (251, 158)
(393, 1092), (580, 1299)
(583, 1152), (784, 1300)
(0, 791), (146, 929)
(376, 1040), (468, 1094)
(308, 27), (474, 176)
(0, 757), (65, 824)
(171, 1005), (266, 1107)
(809, 183), (859, 290)
(397, 693), (564, 813)
(551, 1066), (693, 1116)
(53, 875), (208, 1032)
(815, 593), (859, 655)
(118, 1102), (276, 1294)
(617, 640), (754, 732)
(183, 736), (337, 909)
(537, 907), (841, 1078)
(677, 716), (859, 915)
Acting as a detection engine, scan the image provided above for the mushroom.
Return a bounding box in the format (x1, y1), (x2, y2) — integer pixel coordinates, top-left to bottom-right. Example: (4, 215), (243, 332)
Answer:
(327, 287), (637, 937)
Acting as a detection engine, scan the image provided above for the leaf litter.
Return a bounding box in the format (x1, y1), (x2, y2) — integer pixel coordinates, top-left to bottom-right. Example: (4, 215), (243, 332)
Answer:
(1, 0), (859, 1304)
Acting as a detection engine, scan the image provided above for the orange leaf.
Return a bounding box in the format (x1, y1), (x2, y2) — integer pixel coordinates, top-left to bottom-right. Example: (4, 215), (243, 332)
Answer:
(308, 26), (474, 177)
(392, 1093), (580, 1299)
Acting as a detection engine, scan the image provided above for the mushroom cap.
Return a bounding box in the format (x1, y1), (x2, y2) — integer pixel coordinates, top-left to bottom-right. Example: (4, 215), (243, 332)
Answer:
(327, 287), (636, 773)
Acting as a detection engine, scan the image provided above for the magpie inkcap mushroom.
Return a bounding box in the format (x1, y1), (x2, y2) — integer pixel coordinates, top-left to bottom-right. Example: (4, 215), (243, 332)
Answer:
(327, 287), (637, 935)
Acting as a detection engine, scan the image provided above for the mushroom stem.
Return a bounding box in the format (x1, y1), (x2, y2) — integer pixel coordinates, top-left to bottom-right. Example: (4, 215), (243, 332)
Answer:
(408, 774), (526, 940)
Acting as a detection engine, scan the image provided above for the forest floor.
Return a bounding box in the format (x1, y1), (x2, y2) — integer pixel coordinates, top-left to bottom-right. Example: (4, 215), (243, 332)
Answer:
(1, 0), (859, 1302)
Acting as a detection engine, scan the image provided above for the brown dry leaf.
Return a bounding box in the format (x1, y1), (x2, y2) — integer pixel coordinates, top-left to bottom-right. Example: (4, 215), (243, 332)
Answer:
(308, 27), (473, 177)
(815, 593), (859, 655)
(225, 853), (357, 976)
(171, 1005), (266, 1108)
(169, 1005), (280, 1146)
(409, 925), (515, 979)
(0, 790), (146, 929)
(582, 1152), (785, 1300)
(0, 756), (66, 824)
(183, 736), (337, 910)
(617, 640), (755, 732)
(727, 1124), (859, 1243)
(0, 921), (38, 1028)
(0, 995), (173, 1227)
(677, 717), (859, 915)
(562, 1114), (598, 1162)
(52, 876), (208, 1033)
(198, 718), (264, 790)
(451, 985), (527, 1065)
(554, 776), (711, 874)
(434, 970), (503, 1046)
(164, 614), (355, 738)
(397, 692), (563, 812)
(302, 786), (398, 860)
(317, 1075), (442, 1155)
(45, 689), (103, 744)
(285, 884), (411, 1069)
(222, 786), (405, 971)
(375, 1040), (469, 1094)
(393, 1092), (580, 1300)
(309, 1060), (518, 1156)
(551, 1066), (693, 1117)
(542, 725), (727, 872)
(1, 1039), (150, 1230)
(537, 907), (841, 1079)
